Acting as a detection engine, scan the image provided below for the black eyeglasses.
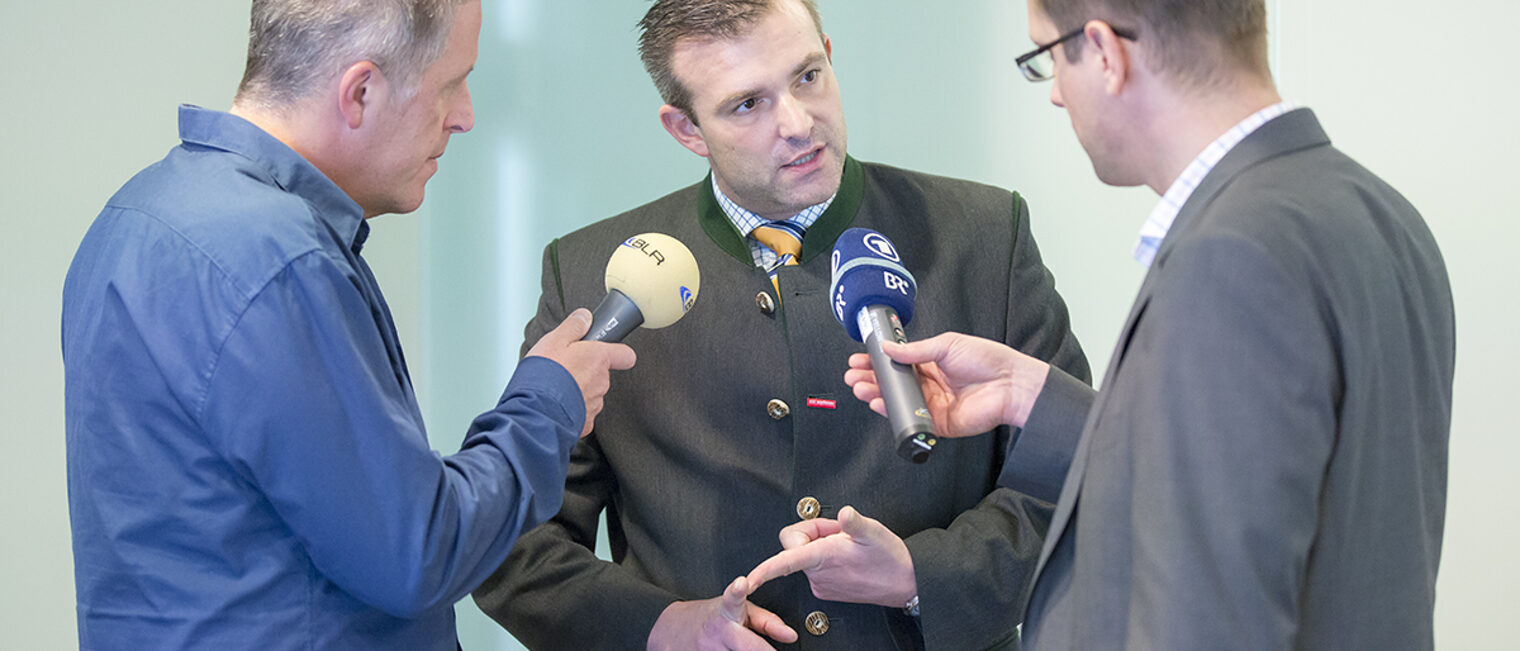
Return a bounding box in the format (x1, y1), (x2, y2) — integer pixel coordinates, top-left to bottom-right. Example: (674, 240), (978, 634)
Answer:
(1016, 25), (1138, 82)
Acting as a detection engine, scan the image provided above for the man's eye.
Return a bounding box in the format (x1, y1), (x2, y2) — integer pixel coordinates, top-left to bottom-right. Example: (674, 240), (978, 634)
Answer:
(735, 98), (758, 114)
(801, 69), (819, 83)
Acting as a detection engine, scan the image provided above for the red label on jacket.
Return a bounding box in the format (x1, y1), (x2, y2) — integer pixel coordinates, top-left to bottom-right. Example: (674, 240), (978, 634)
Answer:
(807, 397), (837, 410)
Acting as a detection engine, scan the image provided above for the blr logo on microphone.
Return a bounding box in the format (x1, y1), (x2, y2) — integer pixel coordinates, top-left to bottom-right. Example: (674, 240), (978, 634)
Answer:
(620, 236), (667, 265)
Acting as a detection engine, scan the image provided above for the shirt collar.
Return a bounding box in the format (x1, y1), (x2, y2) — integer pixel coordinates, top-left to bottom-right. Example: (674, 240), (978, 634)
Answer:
(1133, 100), (1302, 267)
(710, 174), (835, 238)
(176, 104), (368, 252)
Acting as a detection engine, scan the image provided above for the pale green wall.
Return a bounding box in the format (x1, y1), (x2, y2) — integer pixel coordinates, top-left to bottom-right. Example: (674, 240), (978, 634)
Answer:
(2, 1), (1514, 649)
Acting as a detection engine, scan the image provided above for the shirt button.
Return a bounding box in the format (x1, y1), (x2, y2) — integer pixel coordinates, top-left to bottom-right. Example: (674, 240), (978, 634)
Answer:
(756, 291), (776, 315)
(767, 399), (790, 420)
(805, 610), (830, 636)
(796, 496), (821, 520)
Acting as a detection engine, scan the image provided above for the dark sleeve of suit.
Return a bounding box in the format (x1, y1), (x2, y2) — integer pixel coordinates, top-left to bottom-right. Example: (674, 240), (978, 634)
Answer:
(1118, 227), (1339, 648)
(904, 195), (1092, 650)
(471, 241), (677, 649)
(998, 366), (1094, 502)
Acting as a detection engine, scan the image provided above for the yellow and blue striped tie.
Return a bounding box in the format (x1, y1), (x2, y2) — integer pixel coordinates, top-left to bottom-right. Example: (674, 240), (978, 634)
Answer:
(752, 221), (805, 297)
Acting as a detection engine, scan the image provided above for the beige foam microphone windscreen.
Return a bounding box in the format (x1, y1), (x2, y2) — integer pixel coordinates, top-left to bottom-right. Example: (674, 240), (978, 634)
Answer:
(603, 232), (700, 329)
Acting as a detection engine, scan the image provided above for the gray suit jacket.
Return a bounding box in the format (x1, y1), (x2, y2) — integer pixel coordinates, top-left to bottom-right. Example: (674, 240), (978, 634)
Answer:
(1018, 109), (1455, 649)
(473, 158), (1090, 649)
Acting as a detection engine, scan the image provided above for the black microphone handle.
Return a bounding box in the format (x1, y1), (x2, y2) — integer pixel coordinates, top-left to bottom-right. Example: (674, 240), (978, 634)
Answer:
(860, 304), (938, 463)
(584, 289), (644, 342)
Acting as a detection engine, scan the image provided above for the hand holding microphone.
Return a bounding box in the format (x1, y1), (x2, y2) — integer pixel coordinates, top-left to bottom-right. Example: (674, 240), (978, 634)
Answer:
(845, 332), (1050, 437)
(527, 233), (700, 437)
(829, 228), (937, 462)
(524, 309), (637, 437)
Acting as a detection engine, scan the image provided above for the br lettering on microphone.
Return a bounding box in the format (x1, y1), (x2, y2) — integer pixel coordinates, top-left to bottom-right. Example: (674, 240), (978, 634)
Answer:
(828, 227), (937, 463)
(585, 232), (701, 342)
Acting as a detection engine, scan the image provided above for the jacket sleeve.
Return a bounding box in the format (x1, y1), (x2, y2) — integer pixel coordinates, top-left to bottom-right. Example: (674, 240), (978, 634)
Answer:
(996, 194), (1093, 500)
(904, 193), (1092, 649)
(472, 240), (679, 649)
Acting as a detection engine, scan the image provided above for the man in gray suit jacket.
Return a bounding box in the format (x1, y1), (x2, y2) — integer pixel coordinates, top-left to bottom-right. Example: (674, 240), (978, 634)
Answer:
(772, 0), (1455, 648)
(471, 0), (1089, 648)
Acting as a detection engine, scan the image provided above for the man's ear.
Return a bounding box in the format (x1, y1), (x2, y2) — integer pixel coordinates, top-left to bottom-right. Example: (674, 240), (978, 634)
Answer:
(337, 61), (384, 130)
(1085, 20), (1131, 96)
(658, 104), (709, 158)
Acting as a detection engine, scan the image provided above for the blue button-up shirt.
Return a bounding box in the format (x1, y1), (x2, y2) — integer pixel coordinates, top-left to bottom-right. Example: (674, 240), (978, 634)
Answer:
(61, 106), (584, 649)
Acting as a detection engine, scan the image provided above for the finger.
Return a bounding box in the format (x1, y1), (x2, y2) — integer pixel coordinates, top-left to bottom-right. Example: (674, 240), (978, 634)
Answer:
(719, 576), (749, 623)
(745, 603), (799, 644)
(726, 627), (782, 651)
(849, 377), (883, 405)
(842, 366), (877, 389)
(776, 518), (843, 550)
(880, 331), (955, 365)
(847, 352), (874, 370)
(603, 342), (637, 371)
(746, 545), (827, 589)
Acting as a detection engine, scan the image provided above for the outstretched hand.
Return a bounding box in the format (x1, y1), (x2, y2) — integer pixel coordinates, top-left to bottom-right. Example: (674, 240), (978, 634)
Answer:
(745, 506), (917, 609)
(844, 331), (1048, 435)
(647, 577), (797, 650)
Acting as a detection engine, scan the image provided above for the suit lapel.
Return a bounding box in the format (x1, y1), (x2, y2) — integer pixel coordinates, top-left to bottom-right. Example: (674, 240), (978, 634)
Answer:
(1152, 108), (1331, 267)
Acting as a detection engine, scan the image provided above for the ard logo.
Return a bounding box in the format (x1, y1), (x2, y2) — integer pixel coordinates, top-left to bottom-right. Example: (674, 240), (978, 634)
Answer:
(680, 286), (695, 312)
(863, 232), (900, 262)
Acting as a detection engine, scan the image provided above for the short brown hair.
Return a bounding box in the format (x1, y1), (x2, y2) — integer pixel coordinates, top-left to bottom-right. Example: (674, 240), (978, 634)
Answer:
(1035, 0), (1269, 88)
(637, 0), (823, 125)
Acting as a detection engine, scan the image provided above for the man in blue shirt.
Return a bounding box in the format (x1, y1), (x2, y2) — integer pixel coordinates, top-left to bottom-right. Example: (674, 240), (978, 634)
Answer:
(60, 1), (634, 648)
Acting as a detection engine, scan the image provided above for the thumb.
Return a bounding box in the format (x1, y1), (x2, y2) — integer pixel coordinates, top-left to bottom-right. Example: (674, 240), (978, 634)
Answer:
(548, 308), (593, 344)
(837, 506), (878, 542)
(719, 576), (749, 623)
(881, 332), (952, 366)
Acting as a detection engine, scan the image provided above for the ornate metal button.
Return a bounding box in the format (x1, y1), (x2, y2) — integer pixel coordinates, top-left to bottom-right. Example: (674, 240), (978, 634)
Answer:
(804, 611), (830, 636)
(767, 399), (790, 420)
(796, 496), (821, 520)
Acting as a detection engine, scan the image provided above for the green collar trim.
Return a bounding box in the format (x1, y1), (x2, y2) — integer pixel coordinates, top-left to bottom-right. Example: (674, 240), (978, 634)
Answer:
(696, 155), (865, 265)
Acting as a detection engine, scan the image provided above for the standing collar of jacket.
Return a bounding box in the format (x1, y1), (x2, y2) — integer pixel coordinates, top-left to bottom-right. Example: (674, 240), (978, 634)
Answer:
(175, 104), (368, 252)
(697, 155), (865, 265)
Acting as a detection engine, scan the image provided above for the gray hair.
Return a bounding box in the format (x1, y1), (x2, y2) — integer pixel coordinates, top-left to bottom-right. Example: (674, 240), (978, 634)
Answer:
(235, 0), (468, 109)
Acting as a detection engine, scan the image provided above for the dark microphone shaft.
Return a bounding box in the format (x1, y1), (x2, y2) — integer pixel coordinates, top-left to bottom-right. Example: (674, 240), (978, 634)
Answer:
(584, 289), (644, 342)
(860, 304), (937, 463)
